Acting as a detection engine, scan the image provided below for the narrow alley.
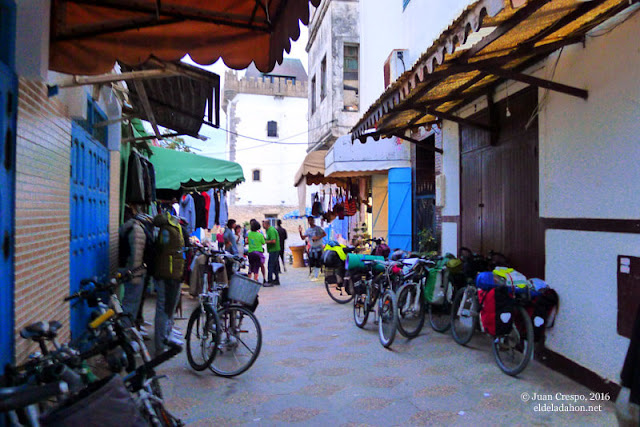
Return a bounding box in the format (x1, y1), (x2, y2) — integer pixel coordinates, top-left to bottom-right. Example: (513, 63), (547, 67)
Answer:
(159, 267), (616, 426)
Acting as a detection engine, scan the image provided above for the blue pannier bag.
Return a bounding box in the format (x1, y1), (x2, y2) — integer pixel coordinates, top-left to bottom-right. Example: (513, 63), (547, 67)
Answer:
(476, 272), (497, 290)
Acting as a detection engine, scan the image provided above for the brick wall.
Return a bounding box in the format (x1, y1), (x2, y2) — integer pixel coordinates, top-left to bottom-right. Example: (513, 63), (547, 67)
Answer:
(109, 150), (120, 275)
(14, 79), (71, 361)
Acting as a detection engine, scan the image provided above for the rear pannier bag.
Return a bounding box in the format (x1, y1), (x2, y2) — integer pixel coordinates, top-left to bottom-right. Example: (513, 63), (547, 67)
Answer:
(526, 288), (559, 342)
(322, 249), (343, 268)
(423, 258), (448, 305)
(476, 272), (497, 290)
(478, 286), (513, 336)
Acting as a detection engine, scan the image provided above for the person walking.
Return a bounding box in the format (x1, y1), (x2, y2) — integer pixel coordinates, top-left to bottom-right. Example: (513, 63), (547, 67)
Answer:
(247, 219), (267, 283)
(263, 219), (281, 286)
(223, 219), (238, 254)
(276, 220), (288, 273)
(119, 204), (149, 326)
(235, 224), (245, 257)
(299, 216), (326, 281)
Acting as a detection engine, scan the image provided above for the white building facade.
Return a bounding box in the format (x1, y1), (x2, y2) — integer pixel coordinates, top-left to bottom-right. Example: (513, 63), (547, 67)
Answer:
(224, 61), (309, 207)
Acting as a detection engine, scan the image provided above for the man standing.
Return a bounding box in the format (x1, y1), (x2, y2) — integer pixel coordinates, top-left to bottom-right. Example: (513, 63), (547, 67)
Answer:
(223, 219), (238, 254)
(276, 220), (288, 273)
(298, 216), (326, 281)
(263, 219), (281, 285)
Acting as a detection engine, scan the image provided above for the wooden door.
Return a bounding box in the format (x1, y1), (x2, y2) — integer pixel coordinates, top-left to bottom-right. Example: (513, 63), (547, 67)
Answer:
(460, 88), (544, 278)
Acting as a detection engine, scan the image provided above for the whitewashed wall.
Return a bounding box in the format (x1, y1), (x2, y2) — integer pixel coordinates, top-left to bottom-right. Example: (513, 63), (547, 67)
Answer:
(437, 10), (640, 382)
(359, 0), (470, 113)
(232, 93), (308, 206)
(538, 12), (640, 382)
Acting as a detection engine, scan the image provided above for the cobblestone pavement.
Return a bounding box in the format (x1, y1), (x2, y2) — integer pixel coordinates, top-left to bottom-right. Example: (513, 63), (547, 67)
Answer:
(154, 266), (616, 426)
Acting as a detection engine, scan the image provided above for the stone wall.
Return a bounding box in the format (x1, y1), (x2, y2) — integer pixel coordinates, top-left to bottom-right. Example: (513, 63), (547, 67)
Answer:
(227, 205), (307, 248)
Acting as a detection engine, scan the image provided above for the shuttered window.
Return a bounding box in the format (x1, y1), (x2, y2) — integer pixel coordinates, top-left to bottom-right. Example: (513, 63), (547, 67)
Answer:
(267, 121), (277, 137)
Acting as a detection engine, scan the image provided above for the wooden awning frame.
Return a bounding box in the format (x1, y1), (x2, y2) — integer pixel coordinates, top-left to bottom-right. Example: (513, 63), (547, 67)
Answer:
(49, 0), (321, 75)
(352, 0), (640, 142)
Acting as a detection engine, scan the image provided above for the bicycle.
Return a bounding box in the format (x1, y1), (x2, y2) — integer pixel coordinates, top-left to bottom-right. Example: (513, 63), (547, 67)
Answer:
(0, 381), (68, 426)
(352, 259), (398, 348)
(185, 246), (262, 377)
(450, 277), (534, 376)
(395, 257), (435, 338)
(323, 246), (356, 304)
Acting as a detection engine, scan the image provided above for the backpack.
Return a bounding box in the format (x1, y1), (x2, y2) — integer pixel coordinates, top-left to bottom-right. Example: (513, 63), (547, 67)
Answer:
(118, 216), (156, 272)
(152, 213), (185, 280)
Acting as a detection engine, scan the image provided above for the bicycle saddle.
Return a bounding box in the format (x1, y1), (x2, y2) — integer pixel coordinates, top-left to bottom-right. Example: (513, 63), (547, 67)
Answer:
(20, 321), (62, 340)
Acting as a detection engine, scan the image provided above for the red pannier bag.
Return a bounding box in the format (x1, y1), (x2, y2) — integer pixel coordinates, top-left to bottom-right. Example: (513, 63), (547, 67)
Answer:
(478, 286), (513, 336)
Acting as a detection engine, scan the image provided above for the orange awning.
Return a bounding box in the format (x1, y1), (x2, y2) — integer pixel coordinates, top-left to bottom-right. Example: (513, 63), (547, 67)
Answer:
(50, 0), (321, 75)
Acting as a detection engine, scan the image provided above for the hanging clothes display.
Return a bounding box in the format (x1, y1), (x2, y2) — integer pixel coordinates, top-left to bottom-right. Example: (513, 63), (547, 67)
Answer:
(206, 188), (217, 229)
(193, 192), (207, 229)
(218, 190), (228, 226)
(179, 193), (196, 235)
(126, 151), (146, 203)
(214, 190), (221, 225)
(201, 191), (211, 225)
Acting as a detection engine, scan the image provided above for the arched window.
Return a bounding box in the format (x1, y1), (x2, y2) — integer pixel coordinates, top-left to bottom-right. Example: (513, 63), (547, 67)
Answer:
(252, 169), (261, 181)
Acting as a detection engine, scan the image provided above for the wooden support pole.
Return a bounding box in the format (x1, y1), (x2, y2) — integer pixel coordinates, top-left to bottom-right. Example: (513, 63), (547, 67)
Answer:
(481, 66), (588, 99)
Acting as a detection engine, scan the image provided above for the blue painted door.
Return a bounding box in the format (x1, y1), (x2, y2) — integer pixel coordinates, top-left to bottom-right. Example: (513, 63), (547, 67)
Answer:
(0, 0), (16, 373)
(388, 168), (412, 251)
(69, 114), (110, 338)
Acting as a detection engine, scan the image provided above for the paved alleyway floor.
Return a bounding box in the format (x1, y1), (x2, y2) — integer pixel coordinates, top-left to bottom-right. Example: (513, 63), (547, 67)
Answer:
(155, 267), (616, 426)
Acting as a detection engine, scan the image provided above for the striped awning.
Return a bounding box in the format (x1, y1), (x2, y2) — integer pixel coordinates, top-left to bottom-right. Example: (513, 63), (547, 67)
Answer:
(351, 0), (639, 141)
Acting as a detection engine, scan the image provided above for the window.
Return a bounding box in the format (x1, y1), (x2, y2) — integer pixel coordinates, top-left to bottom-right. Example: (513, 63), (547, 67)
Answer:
(267, 121), (278, 137)
(252, 169), (261, 181)
(265, 214), (278, 227)
(320, 56), (327, 101)
(343, 44), (359, 111)
(311, 76), (316, 114)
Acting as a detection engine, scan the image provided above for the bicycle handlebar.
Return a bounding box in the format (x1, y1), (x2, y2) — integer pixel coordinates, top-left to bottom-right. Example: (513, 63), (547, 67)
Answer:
(0, 381), (68, 413)
(65, 264), (146, 302)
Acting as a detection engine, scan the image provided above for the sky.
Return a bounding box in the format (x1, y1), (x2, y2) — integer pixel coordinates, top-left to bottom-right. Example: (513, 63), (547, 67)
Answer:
(145, 24), (310, 160)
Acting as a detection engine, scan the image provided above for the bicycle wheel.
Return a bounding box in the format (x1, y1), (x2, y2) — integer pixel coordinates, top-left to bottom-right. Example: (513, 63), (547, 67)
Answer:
(186, 306), (219, 371)
(492, 304), (534, 376)
(378, 290), (398, 348)
(210, 305), (262, 377)
(151, 400), (182, 427)
(450, 286), (478, 345)
(353, 291), (370, 328)
(396, 283), (425, 338)
(428, 282), (454, 333)
(325, 275), (354, 304)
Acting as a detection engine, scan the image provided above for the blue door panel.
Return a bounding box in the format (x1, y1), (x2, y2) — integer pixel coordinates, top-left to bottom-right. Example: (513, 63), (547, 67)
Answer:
(388, 168), (412, 252)
(0, 0), (17, 373)
(70, 120), (109, 338)
(0, 61), (17, 372)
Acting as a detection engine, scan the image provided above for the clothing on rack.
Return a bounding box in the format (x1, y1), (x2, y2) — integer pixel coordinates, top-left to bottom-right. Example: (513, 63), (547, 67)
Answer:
(193, 192), (207, 229)
(179, 194), (196, 236)
(219, 190), (228, 226)
(214, 190), (221, 225)
(201, 191), (211, 225)
(206, 189), (216, 229)
(126, 151), (146, 204)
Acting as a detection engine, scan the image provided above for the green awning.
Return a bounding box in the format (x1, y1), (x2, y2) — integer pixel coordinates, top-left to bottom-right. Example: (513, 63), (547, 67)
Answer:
(149, 146), (244, 190)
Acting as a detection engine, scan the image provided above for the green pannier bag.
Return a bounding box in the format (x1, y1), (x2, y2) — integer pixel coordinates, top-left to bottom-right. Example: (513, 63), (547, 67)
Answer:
(346, 253), (385, 274)
(423, 258), (450, 304)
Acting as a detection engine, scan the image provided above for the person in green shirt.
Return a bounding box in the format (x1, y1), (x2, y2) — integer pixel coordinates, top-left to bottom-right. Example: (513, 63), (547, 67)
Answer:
(247, 219), (266, 282)
(263, 220), (281, 286)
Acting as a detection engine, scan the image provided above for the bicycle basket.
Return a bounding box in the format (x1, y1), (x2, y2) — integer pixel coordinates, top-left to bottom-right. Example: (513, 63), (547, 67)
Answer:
(228, 274), (261, 305)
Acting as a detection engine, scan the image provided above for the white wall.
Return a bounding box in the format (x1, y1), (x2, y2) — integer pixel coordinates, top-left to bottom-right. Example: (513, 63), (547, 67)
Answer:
(233, 93), (308, 206)
(545, 230), (638, 382)
(539, 13), (640, 220)
(359, 0), (470, 113)
(436, 10), (640, 382)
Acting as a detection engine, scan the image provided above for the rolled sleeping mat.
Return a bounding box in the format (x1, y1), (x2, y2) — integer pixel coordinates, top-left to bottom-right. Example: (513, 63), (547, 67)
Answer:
(346, 253), (385, 273)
